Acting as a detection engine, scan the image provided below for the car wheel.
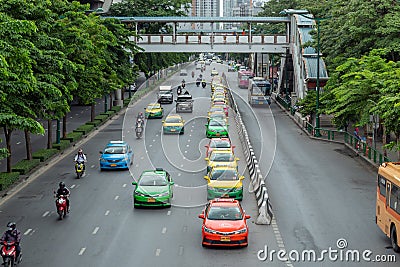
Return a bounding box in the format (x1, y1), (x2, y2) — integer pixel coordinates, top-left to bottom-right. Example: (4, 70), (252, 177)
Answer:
(180, 128), (184, 135)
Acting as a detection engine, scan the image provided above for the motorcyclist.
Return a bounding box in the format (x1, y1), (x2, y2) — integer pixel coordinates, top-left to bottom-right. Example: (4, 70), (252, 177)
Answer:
(56, 182), (70, 213)
(137, 112), (144, 122)
(74, 149), (87, 173)
(191, 71), (194, 78)
(0, 222), (21, 263)
(181, 79), (186, 89)
(201, 79), (207, 88)
(177, 85), (182, 95)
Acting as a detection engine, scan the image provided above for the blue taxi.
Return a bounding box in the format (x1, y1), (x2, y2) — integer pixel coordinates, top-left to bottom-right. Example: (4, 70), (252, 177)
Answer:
(99, 141), (133, 170)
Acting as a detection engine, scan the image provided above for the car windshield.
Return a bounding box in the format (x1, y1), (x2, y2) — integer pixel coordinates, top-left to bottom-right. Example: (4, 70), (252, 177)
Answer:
(210, 169), (238, 180)
(166, 117), (182, 123)
(148, 104), (160, 110)
(139, 174), (168, 186)
(210, 140), (231, 148)
(207, 206), (243, 220)
(210, 114), (225, 121)
(209, 120), (226, 127)
(210, 153), (234, 162)
(104, 146), (126, 154)
(210, 107), (224, 113)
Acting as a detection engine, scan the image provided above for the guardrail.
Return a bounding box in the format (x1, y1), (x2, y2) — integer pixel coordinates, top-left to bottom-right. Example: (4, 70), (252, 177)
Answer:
(222, 73), (273, 225)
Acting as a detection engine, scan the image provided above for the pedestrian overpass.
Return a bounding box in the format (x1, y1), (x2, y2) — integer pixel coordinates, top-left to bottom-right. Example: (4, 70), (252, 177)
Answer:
(104, 16), (290, 53)
(104, 14), (329, 101)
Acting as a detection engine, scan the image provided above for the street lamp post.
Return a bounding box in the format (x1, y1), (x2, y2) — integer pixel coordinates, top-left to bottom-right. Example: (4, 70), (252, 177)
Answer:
(280, 9), (326, 137)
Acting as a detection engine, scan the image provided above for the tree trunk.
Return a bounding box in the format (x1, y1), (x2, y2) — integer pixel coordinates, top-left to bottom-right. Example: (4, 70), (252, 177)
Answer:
(4, 126), (12, 173)
(397, 133), (400, 161)
(47, 119), (52, 149)
(91, 103), (95, 122)
(24, 130), (32, 160)
(63, 115), (67, 138)
(382, 126), (387, 157)
(109, 93), (112, 110)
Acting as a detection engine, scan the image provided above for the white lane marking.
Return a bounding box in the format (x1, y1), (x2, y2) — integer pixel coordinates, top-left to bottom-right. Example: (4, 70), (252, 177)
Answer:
(135, 164), (139, 168)
(187, 139), (191, 142)
(114, 195), (119, 200)
(91, 165), (95, 168)
(16, 142), (21, 145)
(189, 134), (192, 137)
(161, 227), (167, 234)
(24, 229), (32, 235)
(140, 157), (144, 160)
(153, 139), (156, 142)
(190, 129), (193, 132)
(123, 184), (127, 188)
(179, 246), (184, 256)
(70, 184), (76, 189)
(271, 218), (293, 267)
(92, 227), (100, 235)
(167, 210), (171, 216)
(184, 151), (188, 154)
(149, 144), (153, 147)
(178, 173), (181, 176)
(155, 248), (161, 256)
(105, 210), (110, 216)
(42, 211), (50, 217)
(78, 247), (86, 255)
(180, 164), (183, 167)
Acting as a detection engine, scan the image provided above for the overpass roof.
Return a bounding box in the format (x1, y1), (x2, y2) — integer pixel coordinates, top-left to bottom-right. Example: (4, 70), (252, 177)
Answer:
(102, 16), (290, 23)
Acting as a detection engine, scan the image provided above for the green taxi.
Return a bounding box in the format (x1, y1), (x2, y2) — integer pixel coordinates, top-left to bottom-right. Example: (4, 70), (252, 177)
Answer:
(205, 118), (229, 138)
(145, 103), (163, 118)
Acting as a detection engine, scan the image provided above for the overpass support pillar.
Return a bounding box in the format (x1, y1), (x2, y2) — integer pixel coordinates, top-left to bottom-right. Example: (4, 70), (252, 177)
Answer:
(113, 89), (123, 107)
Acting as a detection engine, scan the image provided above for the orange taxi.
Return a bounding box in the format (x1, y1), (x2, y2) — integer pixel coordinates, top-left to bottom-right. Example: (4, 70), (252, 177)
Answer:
(198, 198), (250, 247)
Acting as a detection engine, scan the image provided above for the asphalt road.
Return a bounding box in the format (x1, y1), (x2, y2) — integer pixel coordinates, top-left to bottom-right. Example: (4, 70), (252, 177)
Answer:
(0, 63), (281, 267)
(225, 70), (398, 267)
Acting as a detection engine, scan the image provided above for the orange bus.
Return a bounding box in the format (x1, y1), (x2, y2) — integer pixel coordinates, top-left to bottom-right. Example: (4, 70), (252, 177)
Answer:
(376, 162), (400, 252)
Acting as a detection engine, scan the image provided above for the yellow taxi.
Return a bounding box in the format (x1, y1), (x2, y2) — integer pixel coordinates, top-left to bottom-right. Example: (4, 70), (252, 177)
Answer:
(204, 166), (244, 200)
(211, 69), (219, 76)
(205, 150), (239, 173)
(145, 103), (163, 118)
(162, 114), (185, 134)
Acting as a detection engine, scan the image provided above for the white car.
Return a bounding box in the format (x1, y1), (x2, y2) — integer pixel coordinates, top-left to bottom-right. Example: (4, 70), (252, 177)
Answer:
(180, 69), (188, 76)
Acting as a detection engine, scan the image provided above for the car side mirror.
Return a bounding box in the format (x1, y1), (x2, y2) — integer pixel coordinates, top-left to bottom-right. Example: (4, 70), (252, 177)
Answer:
(132, 182), (137, 186)
(240, 176), (245, 180)
(99, 151), (103, 154)
(204, 157), (209, 161)
(170, 181), (175, 185)
(232, 145), (236, 148)
(236, 158), (240, 161)
(162, 120), (165, 123)
(198, 214), (205, 219)
(204, 176), (210, 181)
(245, 215), (251, 219)
(205, 145), (209, 148)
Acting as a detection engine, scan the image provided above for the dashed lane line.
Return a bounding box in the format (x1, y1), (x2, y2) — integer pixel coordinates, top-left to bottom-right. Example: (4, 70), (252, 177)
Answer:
(78, 247), (86, 255)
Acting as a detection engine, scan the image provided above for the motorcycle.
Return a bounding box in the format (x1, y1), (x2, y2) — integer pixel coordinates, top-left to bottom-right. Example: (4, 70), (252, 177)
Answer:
(177, 86), (182, 95)
(55, 194), (68, 220)
(201, 81), (206, 88)
(1, 241), (20, 267)
(181, 81), (186, 89)
(191, 71), (195, 78)
(75, 161), (84, 179)
(135, 120), (143, 138)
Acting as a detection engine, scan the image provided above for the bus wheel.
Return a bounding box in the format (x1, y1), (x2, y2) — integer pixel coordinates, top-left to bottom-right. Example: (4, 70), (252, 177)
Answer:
(391, 226), (400, 252)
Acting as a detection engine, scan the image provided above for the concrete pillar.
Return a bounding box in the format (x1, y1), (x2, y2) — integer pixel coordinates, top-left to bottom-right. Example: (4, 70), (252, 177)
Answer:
(113, 89), (123, 107)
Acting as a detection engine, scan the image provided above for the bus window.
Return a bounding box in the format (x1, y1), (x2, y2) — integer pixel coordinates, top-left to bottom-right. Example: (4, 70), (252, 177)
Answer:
(378, 175), (386, 197)
(390, 184), (399, 214)
(238, 70), (254, 89)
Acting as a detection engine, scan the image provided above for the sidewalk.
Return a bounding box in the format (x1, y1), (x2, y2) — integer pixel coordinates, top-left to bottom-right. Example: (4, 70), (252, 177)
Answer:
(272, 93), (398, 168)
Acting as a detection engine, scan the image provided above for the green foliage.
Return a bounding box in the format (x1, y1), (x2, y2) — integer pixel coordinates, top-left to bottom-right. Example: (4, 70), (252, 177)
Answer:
(52, 140), (70, 151)
(32, 148), (59, 162)
(73, 124), (95, 135)
(0, 172), (20, 191)
(111, 105), (122, 112)
(94, 114), (109, 121)
(12, 159), (41, 175)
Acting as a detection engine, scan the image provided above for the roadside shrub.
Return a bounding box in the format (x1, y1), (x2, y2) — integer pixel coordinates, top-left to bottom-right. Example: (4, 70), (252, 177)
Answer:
(86, 120), (102, 127)
(0, 172), (20, 191)
(53, 140), (70, 150)
(111, 105), (122, 112)
(11, 159), (41, 175)
(61, 131), (83, 142)
(73, 124), (95, 135)
(32, 148), (59, 162)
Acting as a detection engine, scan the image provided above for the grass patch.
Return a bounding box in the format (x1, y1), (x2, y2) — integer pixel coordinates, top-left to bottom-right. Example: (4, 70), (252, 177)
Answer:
(53, 140), (71, 150)
(86, 120), (102, 127)
(73, 124), (95, 135)
(111, 105), (122, 112)
(0, 172), (20, 191)
(61, 131), (83, 142)
(32, 148), (59, 162)
(94, 114), (109, 122)
(11, 159), (41, 175)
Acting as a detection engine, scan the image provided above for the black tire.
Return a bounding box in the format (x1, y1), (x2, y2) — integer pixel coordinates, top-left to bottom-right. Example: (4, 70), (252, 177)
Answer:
(391, 226), (400, 252)
(58, 210), (63, 220)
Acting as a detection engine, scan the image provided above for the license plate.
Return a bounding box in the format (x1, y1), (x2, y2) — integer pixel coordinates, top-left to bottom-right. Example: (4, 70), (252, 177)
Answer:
(222, 193), (229, 197)
(147, 198), (156, 202)
(170, 129), (175, 132)
(110, 164), (117, 167)
(220, 236), (230, 242)
(216, 133), (220, 136)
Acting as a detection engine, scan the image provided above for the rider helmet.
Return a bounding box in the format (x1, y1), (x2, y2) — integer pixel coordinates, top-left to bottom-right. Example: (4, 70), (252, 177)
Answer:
(78, 148), (83, 155)
(7, 222), (16, 232)
(59, 182), (65, 189)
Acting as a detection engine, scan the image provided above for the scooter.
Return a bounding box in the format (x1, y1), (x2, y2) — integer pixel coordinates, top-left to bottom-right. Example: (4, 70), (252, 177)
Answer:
(1, 241), (21, 267)
(177, 86), (182, 95)
(55, 194), (68, 220)
(135, 120), (143, 138)
(75, 161), (84, 179)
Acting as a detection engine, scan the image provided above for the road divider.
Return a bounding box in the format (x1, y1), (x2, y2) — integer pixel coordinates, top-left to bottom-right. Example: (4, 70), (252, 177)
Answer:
(222, 73), (273, 225)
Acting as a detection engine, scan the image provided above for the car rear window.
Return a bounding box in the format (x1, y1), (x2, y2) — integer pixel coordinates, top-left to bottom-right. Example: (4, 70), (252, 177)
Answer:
(207, 206), (242, 220)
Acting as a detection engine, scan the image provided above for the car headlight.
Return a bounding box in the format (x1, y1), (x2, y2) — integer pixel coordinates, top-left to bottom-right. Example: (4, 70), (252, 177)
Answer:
(204, 226), (217, 234)
(234, 228), (247, 234)
(134, 191), (146, 197)
(99, 158), (107, 162)
(158, 191), (170, 197)
(124, 156), (129, 162)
